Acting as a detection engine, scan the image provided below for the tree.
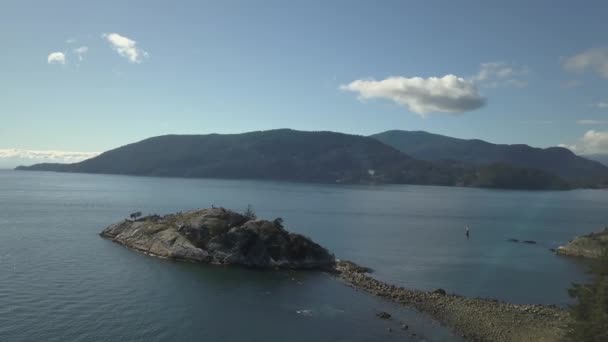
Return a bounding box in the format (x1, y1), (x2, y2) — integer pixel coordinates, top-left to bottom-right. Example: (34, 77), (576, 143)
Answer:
(130, 211), (142, 221)
(565, 251), (608, 341)
(243, 205), (256, 220)
(273, 217), (284, 229)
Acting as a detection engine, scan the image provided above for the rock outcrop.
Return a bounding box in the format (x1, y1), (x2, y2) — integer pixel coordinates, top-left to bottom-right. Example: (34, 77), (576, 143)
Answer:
(556, 228), (608, 258)
(100, 208), (335, 269)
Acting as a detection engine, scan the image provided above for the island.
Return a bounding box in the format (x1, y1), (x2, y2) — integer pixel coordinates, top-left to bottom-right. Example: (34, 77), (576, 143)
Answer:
(556, 228), (608, 258)
(100, 207), (335, 270)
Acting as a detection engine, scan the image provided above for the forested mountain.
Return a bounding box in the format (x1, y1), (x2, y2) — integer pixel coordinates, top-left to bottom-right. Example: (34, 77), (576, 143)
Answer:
(17, 130), (462, 185)
(371, 130), (608, 186)
(17, 129), (579, 190)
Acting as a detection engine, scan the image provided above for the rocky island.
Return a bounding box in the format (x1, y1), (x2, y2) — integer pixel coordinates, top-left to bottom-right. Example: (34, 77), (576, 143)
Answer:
(556, 228), (608, 258)
(100, 207), (335, 270)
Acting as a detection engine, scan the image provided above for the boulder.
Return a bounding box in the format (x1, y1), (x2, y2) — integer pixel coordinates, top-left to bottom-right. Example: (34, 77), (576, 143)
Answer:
(432, 288), (447, 295)
(100, 208), (335, 269)
(376, 311), (391, 319)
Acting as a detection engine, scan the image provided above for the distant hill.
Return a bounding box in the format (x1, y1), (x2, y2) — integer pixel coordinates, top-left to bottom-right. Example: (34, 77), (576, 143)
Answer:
(584, 154), (608, 167)
(371, 130), (608, 187)
(16, 129), (573, 190)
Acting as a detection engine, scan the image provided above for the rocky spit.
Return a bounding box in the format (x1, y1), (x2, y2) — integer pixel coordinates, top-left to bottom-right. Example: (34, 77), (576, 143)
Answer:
(335, 261), (571, 342)
(556, 227), (608, 258)
(100, 208), (335, 270)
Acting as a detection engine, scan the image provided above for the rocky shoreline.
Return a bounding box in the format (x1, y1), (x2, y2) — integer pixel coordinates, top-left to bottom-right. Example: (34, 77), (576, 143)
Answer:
(334, 261), (570, 342)
(556, 228), (608, 258)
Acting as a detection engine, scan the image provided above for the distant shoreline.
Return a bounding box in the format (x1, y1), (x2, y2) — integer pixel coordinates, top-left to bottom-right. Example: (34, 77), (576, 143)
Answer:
(12, 168), (581, 192)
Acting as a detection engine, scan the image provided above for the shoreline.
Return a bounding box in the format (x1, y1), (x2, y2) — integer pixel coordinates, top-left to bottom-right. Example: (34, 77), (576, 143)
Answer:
(335, 261), (570, 342)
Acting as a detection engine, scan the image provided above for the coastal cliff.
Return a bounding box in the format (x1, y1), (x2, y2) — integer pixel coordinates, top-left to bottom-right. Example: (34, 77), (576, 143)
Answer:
(556, 228), (608, 258)
(100, 208), (335, 270)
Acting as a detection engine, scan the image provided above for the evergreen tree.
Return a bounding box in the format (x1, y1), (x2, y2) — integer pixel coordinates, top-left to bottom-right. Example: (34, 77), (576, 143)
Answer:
(566, 251), (608, 341)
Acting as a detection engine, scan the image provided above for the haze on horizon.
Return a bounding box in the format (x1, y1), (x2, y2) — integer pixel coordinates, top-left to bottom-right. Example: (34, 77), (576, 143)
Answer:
(2, 0), (608, 167)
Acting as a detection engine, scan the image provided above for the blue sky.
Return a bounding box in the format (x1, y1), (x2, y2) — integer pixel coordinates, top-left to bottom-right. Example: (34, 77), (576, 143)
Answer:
(1, 0), (608, 166)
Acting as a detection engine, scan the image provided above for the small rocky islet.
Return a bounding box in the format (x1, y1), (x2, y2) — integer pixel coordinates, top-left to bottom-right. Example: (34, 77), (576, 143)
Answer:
(101, 207), (572, 341)
(100, 207), (335, 270)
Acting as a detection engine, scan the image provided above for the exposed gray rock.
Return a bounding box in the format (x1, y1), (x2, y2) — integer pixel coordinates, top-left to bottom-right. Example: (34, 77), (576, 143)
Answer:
(100, 208), (335, 270)
(556, 228), (608, 258)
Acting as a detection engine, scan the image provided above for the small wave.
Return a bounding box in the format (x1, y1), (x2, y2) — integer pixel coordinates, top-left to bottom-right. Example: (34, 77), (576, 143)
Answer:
(296, 309), (313, 317)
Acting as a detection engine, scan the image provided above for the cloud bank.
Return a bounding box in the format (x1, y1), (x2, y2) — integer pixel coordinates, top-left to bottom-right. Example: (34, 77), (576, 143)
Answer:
(560, 130), (608, 154)
(103, 33), (148, 63)
(562, 47), (608, 79)
(340, 75), (485, 116)
(47, 52), (66, 64)
(0, 149), (99, 168)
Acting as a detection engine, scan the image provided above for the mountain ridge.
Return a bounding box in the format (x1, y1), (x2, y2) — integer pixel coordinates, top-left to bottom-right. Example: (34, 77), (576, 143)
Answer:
(370, 130), (608, 187)
(16, 129), (590, 190)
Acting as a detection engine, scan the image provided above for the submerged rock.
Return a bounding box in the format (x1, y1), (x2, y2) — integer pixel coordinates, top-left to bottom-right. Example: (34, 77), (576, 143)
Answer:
(556, 228), (608, 259)
(100, 208), (335, 270)
(376, 311), (391, 319)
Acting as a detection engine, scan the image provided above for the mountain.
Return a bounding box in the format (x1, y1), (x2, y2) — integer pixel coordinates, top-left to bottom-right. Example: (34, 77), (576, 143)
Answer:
(16, 129), (573, 190)
(16, 129), (465, 185)
(584, 154), (608, 167)
(371, 130), (608, 187)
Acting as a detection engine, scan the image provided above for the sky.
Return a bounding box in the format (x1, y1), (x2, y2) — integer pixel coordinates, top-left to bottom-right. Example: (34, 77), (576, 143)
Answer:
(1, 0), (608, 167)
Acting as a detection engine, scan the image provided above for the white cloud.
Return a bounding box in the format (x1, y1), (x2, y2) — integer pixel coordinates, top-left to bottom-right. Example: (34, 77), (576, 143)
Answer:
(47, 52), (66, 65)
(562, 47), (608, 79)
(597, 101), (608, 109)
(340, 74), (485, 116)
(562, 79), (583, 88)
(577, 119), (608, 125)
(103, 33), (148, 63)
(561, 130), (608, 154)
(73, 46), (88, 61)
(472, 62), (528, 88)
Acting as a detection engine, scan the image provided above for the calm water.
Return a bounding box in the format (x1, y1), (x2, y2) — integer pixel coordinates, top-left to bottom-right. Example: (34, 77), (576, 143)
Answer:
(1, 170), (607, 342)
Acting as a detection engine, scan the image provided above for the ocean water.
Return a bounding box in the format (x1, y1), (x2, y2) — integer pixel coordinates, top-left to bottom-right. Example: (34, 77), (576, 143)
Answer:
(1, 170), (606, 342)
